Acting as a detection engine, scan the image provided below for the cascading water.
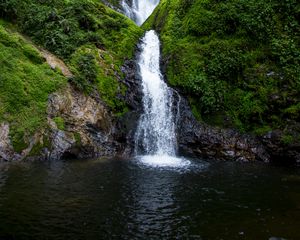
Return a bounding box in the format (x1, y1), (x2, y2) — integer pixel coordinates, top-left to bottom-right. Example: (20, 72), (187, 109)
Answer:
(135, 30), (190, 168)
(135, 30), (176, 156)
(121, 0), (159, 26)
(121, 1), (189, 168)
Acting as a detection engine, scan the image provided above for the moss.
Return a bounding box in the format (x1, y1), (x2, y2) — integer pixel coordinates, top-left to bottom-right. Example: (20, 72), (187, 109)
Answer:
(74, 132), (81, 145)
(11, 132), (28, 153)
(0, 21), (67, 149)
(283, 103), (300, 120)
(69, 45), (128, 113)
(189, 97), (202, 121)
(28, 142), (43, 157)
(53, 117), (65, 131)
(202, 112), (229, 128)
(253, 126), (272, 136)
(28, 136), (52, 157)
(281, 134), (295, 145)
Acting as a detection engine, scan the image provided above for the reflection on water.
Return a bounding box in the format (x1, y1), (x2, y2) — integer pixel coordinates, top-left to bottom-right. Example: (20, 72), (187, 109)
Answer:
(0, 158), (299, 239)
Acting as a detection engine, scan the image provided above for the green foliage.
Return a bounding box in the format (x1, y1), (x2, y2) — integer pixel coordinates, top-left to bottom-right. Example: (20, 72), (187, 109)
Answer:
(186, 72), (226, 113)
(28, 136), (51, 157)
(1, 0), (143, 114)
(71, 47), (99, 92)
(0, 22), (67, 151)
(0, 0), (143, 156)
(146, 0), (300, 133)
(74, 132), (81, 145)
(0, 0), (141, 60)
(53, 117), (65, 131)
(281, 134), (294, 145)
(283, 103), (300, 120)
(253, 125), (272, 136)
(69, 45), (128, 113)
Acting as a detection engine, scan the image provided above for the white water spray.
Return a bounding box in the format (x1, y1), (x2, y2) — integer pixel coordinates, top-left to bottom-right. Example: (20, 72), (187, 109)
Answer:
(135, 31), (190, 168)
(121, 0), (159, 26)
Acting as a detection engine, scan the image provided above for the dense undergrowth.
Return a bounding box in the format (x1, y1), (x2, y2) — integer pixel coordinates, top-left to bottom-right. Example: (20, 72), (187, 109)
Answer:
(0, 21), (67, 151)
(0, 0), (142, 112)
(145, 0), (300, 138)
(0, 0), (142, 152)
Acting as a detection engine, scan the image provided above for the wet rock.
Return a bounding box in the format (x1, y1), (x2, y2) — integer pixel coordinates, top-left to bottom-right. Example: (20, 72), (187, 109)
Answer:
(47, 84), (120, 160)
(0, 123), (46, 161)
(176, 97), (270, 162)
(0, 123), (19, 161)
(261, 128), (300, 166)
(118, 57), (144, 156)
(49, 130), (75, 160)
(174, 95), (300, 164)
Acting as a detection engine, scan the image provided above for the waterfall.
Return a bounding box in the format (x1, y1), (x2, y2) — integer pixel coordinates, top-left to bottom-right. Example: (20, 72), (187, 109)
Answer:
(135, 30), (177, 156)
(121, 0), (159, 26)
(121, 1), (189, 167)
(135, 30), (190, 168)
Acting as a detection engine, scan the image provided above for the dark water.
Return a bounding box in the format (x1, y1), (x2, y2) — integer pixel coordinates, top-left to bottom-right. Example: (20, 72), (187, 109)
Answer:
(0, 157), (299, 240)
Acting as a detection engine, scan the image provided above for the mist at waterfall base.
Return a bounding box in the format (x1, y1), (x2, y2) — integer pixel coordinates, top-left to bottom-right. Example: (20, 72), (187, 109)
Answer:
(134, 30), (191, 169)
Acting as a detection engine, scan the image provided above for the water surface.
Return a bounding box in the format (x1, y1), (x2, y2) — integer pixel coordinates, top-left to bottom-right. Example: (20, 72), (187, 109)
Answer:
(0, 158), (299, 240)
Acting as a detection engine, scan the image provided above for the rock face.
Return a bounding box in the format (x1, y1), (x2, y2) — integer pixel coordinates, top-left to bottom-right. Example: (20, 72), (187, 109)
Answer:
(118, 58), (144, 155)
(0, 42), (143, 162)
(47, 84), (120, 160)
(0, 83), (122, 162)
(176, 96), (270, 162)
(40, 47), (120, 159)
(0, 123), (17, 161)
(262, 130), (300, 166)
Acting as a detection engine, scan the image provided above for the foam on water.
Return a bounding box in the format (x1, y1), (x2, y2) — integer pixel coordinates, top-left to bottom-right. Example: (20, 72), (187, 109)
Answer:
(139, 155), (191, 168)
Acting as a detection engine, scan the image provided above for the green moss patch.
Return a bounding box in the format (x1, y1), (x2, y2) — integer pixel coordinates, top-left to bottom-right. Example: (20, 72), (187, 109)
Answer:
(53, 117), (65, 131)
(0, 22), (67, 152)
